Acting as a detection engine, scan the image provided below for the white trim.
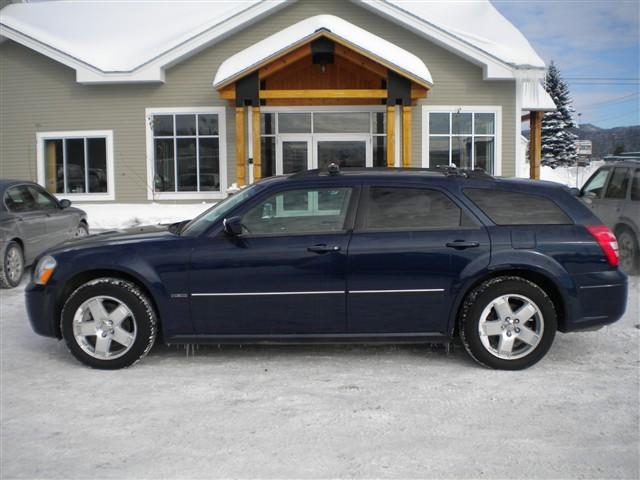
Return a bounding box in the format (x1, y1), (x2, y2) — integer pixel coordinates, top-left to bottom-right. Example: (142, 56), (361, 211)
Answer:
(421, 106), (502, 176)
(36, 130), (115, 202)
(145, 107), (228, 201)
(515, 78), (524, 178)
(192, 291), (345, 297)
(261, 105), (387, 113)
(394, 106), (401, 167)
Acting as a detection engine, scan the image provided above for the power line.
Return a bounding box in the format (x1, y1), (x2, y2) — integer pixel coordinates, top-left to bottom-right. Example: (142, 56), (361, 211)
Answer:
(578, 93), (640, 110)
(587, 108), (640, 124)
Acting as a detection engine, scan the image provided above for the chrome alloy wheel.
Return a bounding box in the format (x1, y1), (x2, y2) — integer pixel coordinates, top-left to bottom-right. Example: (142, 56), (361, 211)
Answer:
(75, 225), (88, 238)
(5, 245), (23, 285)
(72, 296), (137, 360)
(477, 294), (544, 360)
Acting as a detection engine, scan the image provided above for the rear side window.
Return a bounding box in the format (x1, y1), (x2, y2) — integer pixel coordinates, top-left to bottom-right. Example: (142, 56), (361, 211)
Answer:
(4, 186), (36, 213)
(631, 169), (640, 201)
(362, 187), (475, 230)
(464, 189), (572, 225)
(604, 168), (630, 199)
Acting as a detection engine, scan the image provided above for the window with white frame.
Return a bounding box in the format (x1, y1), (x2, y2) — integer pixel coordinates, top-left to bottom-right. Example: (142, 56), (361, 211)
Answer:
(423, 108), (500, 174)
(146, 107), (226, 199)
(36, 131), (114, 201)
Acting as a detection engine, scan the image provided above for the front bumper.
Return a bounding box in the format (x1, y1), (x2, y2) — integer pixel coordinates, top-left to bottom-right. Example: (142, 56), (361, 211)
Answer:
(25, 281), (60, 338)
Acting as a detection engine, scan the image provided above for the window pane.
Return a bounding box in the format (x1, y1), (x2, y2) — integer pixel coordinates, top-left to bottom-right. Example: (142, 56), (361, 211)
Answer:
(261, 113), (275, 135)
(199, 138), (220, 191)
(87, 138), (107, 193)
(429, 136), (449, 168)
(261, 137), (276, 178)
(451, 136), (472, 169)
(282, 141), (308, 174)
(177, 138), (197, 191)
(241, 188), (352, 235)
(176, 114), (196, 136)
(154, 115), (174, 136)
(154, 138), (175, 192)
(582, 169), (610, 198)
(373, 136), (387, 167)
(44, 139), (63, 194)
(631, 169), (640, 201)
(452, 112), (472, 134)
(465, 189), (572, 225)
(475, 113), (495, 134)
(429, 113), (449, 134)
(4, 186), (35, 212)
(314, 112), (370, 133)
(365, 187), (465, 229)
(604, 168), (630, 199)
(474, 137), (494, 172)
(317, 141), (366, 169)
(65, 138), (86, 193)
(27, 186), (58, 210)
(278, 113), (311, 133)
(373, 112), (385, 134)
(198, 114), (218, 136)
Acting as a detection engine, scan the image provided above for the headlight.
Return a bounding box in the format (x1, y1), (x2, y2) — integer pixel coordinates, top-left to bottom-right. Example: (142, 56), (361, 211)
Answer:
(34, 256), (57, 285)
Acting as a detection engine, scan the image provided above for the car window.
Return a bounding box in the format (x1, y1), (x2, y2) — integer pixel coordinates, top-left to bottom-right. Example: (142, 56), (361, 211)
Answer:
(464, 189), (572, 225)
(582, 168), (610, 198)
(631, 169), (640, 202)
(26, 185), (59, 210)
(604, 168), (630, 200)
(241, 187), (353, 235)
(362, 187), (474, 230)
(4, 186), (36, 212)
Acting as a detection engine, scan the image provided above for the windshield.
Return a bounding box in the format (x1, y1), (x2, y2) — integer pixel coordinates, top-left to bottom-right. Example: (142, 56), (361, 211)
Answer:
(181, 184), (262, 236)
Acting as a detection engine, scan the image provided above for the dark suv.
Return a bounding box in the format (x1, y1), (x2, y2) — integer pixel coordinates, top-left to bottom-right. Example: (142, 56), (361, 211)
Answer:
(26, 167), (627, 370)
(579, 160), (640, 274)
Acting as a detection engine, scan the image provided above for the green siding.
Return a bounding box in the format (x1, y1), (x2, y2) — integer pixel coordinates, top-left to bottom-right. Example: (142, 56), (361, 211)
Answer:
(0, 0), (517, 202)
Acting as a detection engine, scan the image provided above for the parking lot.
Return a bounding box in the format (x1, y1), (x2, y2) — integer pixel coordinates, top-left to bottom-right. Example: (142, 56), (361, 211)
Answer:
(1, 275), (638, 479)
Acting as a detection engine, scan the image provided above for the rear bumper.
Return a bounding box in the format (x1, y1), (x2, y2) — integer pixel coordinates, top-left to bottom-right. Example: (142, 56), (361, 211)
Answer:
(563, 270), (628, 332)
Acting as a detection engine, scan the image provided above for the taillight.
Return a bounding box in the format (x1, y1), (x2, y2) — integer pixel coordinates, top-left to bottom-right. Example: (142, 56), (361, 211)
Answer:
(586, 225), (619, 267)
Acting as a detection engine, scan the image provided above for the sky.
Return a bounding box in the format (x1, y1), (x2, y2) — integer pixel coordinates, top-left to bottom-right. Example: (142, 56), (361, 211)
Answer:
(493, 0), (640, 129)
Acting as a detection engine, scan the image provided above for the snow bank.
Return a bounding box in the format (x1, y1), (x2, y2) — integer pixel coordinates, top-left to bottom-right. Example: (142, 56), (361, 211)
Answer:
(75, 203), (212, 230)
(519, 160), (605, 188)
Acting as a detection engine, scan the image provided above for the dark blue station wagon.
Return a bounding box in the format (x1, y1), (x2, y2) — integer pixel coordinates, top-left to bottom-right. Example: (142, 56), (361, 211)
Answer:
(26, 167), (628, 370)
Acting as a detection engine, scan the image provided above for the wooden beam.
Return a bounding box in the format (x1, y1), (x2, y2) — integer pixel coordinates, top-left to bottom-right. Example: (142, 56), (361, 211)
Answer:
(260, 89), (387, 99)
(529, 111), (542, 180)
(411, 86), (428, 99)
(333, 43), (387, 78)
(252, 106), (261, 181)
(259, 44), (311, 79)
(235, 107), (246, 186)
(387, 105), (396, 167)
(402, 106), (412, 168)
(219, 87), (235, 100)
(46, 141), (57, 192)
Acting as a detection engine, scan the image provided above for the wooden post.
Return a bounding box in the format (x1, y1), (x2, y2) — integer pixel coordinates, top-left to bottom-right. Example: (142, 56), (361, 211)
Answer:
(402, 106), (412, 168)
(235, 107), (246, 186)
(252, 106), (261, 181)
(386, 105), (395, 167)
(529, 111), (542, 180)
(46, 141), (57, 192)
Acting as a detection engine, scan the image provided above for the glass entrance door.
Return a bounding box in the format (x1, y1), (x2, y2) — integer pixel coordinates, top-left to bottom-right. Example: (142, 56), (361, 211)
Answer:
(276, 135), (312, 175)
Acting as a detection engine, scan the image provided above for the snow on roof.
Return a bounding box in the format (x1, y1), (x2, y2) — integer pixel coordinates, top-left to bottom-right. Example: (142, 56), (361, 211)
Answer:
(213, 15), (433, 88)
(521, 79), (557, 112)
(0, 0), (547, 84)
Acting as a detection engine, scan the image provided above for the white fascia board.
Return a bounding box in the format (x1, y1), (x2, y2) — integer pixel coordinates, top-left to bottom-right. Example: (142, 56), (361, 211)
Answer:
(1, 0), (291, 84)
(356, 0), (544, 81)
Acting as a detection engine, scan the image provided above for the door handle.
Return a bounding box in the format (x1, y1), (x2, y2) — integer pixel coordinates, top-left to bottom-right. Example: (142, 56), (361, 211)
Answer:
(307, 244), (341, 254)
(446, 240), (480, 250)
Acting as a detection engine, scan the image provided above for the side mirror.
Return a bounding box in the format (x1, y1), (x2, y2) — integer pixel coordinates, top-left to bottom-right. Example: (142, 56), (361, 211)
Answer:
(569, 187), (580, 197)
(223, 216), (243, 236)
(59, 199), (71, 209)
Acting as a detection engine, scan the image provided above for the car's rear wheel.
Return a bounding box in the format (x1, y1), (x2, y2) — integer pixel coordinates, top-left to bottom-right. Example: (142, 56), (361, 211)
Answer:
(618, 229), (639, 275)
(0, 241), (24, 289)
(61, 278), (156, 369)
(460, 276), (557, 370)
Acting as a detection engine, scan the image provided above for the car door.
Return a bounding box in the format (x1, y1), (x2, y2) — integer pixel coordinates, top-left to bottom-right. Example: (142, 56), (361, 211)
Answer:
(189, 184), (357, 335)
(26, 185), (75, 246)
(347, 184), (490, 334)
(580, 167), (611, 223)
(3, 185), (49, 263)
(598, 167), (631, 229)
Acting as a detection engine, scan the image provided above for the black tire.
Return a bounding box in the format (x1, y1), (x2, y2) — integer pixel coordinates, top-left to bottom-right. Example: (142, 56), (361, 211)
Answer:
(60, 277), (157, 369)
(0, 241), (24, 289)
(460, 276), (557, 370)
(618, 229), (639, 275)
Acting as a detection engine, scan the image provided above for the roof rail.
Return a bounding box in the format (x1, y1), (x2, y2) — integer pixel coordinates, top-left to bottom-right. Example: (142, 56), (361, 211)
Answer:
(436, 165), (493, 179)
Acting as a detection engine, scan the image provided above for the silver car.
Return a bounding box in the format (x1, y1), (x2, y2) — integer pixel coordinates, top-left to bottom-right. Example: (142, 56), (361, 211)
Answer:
(0, 180), (89, 288)
(579, 160), (640, 274)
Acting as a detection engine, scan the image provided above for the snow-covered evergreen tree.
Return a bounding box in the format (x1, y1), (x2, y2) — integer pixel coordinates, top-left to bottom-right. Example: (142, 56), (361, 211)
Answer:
(541, 61), (578, 167)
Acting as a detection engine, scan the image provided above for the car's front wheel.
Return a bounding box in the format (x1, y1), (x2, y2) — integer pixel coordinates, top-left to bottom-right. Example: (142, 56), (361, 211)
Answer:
(61, 278), (157, 369)
(75, 222), (89, 238)
(0, 241), (24, 289)
(460, 276), (557, 370)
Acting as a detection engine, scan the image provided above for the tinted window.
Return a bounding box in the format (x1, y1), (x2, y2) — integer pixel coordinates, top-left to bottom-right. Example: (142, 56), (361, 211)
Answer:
(363, 187), (472, 230)
(465, 189), (572, 225)
(631, 169), (640, 202)
(241, 188), (352, 235)
(4, 186), (37, 212)
(27, 186), (58, 210)
(604, 168), (630, 199)
(582, 168), (610, 198)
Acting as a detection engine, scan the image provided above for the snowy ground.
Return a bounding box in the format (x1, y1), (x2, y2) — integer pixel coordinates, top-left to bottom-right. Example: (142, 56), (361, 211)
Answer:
(1, 275), (638, 479)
